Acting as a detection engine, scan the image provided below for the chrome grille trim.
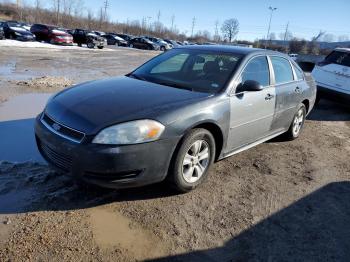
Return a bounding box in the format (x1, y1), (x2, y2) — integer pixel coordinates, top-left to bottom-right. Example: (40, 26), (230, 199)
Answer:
(40, 113), (85, 143)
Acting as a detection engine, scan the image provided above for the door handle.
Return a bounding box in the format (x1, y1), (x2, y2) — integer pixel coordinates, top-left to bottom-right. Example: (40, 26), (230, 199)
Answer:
(265, 94), (274, 101)
(295, 86), (301, 93)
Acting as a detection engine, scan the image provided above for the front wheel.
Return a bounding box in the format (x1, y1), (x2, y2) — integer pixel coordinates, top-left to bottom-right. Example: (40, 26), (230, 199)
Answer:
(284, 104), (306, 140)
(87, 42), (95, 49)
(168, 129), (215, 193)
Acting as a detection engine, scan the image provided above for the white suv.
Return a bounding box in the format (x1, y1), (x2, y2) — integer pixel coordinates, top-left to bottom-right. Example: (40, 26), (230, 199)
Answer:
(312, 48), (350, 103)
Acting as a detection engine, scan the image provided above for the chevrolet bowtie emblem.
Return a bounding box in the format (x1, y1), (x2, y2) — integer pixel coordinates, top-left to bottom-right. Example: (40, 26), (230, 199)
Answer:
(52, 123), (61, 131)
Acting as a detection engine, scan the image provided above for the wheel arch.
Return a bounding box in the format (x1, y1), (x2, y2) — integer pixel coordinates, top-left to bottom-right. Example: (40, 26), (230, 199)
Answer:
(301, 99), (310, 113)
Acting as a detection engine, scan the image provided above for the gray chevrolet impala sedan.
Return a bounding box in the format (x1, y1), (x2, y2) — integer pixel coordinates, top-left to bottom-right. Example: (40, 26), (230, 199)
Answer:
(35, 45), (316, 192)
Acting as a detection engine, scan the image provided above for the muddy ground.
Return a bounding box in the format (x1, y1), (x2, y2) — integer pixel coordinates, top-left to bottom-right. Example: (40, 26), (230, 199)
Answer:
(0, 45), (349, 262)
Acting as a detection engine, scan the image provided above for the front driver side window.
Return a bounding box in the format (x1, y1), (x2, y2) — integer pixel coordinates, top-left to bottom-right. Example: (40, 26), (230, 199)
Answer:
(241, 56), (270, 87)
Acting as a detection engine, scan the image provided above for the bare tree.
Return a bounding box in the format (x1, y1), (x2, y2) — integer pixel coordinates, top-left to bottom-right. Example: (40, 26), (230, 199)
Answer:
(322, 33), (335, 42)
(338, 35), (350, 42)
(269, 32), (276, 40)
(311, 30), (326, 42)
(221, 18), (239, 42)
(52, 0), (61, 25)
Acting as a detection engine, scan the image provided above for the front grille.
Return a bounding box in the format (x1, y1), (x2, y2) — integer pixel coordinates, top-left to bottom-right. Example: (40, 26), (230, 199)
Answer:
(41, 113), (85, 143)
(39, 141), (73, 172)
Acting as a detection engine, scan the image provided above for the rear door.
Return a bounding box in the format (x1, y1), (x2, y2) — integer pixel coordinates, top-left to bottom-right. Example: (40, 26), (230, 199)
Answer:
(269, 56), (301, 131)
(227, 55), (276, 151)
(312, 50), (350, 93)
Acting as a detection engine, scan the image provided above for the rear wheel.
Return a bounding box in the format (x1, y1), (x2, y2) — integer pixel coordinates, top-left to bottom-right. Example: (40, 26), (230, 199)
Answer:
(160, 46), (166, 51)
(168, 129), (215, 193)
(284, 104), (306, 140)
(129, 44), (134, 48)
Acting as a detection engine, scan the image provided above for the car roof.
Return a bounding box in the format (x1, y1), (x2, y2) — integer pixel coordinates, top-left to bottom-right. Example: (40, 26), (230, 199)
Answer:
(176, 45), (282, 56)
(335, 48), (350, 53)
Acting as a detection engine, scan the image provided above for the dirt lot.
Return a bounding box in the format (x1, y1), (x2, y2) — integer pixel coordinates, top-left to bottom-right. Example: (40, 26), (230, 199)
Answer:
(0, 45), (349, 262)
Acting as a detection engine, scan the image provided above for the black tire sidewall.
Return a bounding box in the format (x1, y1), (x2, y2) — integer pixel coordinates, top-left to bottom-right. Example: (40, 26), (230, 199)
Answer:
(170, 129), (216, 193)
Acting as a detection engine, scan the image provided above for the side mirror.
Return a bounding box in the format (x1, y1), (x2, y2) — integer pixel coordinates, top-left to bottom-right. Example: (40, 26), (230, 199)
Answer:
(237, 80), (264, 93)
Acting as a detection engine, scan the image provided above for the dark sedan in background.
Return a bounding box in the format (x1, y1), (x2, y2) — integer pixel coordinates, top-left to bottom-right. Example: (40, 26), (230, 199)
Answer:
(0, 21), (36, 41)
(101, 34), (128, 46)
(129, 37), (159, 50)
(35, 46), (316, 192)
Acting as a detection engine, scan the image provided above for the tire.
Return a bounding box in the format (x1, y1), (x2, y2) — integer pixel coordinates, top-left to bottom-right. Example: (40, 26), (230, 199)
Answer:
(87, 42), (95, 49)
(160, 46), (165, 51)
(77, 43), (82, 47)
(168, 128), (216, 193)
(129, 44), (134, 48)
(284, 104), (307, 140)
(315, 93), (321, 106)
(97, 46), (104, 49)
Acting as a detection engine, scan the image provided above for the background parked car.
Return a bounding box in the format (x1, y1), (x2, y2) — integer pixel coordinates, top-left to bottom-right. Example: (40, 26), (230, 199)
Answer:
(71, 29), (106, 49)
(129, 37), (159, 50)
(101, 34), (128, 46)
(164, 39), (181, 48)
(144, 36), (172, 51)
(115, 33), (134, 45)
(312, 48), (350, 104)
(0, 24), (4, 40)
(30, 24), (73, 45)
(0, 21), (36, 41)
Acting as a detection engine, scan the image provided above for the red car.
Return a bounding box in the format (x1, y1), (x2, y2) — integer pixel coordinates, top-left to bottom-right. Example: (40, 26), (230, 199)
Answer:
(30, 24), (73, 45)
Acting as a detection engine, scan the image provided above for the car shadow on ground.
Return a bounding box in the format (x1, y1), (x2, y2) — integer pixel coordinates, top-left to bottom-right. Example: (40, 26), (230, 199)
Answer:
(148, 181), (350, 262)
(307, 100), (350, 122)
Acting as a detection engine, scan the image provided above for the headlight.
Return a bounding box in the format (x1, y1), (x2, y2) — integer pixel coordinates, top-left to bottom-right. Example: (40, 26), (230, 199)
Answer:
(14, 32), (22, 36)
(92, 120), (165, 145)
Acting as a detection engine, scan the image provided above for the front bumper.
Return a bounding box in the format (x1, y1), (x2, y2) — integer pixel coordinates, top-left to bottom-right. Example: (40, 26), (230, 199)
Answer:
(35, 115), (179, 189)
(317, 84), (350, 104)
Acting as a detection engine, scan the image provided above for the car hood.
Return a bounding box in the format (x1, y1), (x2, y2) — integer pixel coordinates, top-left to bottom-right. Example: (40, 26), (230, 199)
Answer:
(45, 76), (210, 134)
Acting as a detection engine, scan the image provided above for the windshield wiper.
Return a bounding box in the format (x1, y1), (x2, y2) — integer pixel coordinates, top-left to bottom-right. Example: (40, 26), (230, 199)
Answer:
(156, 81), (193, 91)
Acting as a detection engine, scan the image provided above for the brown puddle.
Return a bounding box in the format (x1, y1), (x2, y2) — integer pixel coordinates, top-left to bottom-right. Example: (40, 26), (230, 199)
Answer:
(89, 208), (169, 260)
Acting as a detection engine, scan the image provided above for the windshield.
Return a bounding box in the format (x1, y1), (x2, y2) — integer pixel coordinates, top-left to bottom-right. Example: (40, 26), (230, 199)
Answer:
(130, 49), (243, 93)
(8, 22), (21, 27)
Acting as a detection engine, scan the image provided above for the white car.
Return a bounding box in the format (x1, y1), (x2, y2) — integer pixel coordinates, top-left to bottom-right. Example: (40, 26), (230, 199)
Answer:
(289, 53), (298, 61)
(312, 48), (350, 104)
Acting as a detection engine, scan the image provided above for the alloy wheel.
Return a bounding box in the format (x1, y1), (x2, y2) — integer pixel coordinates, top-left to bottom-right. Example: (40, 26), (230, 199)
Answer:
(182, 140), (210, 183)
(292, 108), (304, 136)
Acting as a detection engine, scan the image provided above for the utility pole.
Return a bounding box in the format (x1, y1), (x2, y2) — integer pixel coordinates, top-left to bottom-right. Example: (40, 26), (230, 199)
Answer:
(171, 15), (175, 32)
(191, 17), (196, 38)
(157, 10), (161, 23)
(103, 0), (109, 22)
(265, 6), (277, 48)
(283, 22), (290, 52)
(16, 0), (23, 20)
(214, 20), (219, 42)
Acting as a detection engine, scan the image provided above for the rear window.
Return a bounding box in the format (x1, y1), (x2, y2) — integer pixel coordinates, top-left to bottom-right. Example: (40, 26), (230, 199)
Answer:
(325, 51), (350, 67)
(271, 56), (294, 84)
(292, 63), (304, 80)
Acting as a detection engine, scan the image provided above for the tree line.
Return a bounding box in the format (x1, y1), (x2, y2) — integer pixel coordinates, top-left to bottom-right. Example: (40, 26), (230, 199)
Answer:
(0, 1), (241, 43)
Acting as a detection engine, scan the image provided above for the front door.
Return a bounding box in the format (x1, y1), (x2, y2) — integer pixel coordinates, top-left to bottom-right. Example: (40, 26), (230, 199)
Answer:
(227, 56), (276, 151)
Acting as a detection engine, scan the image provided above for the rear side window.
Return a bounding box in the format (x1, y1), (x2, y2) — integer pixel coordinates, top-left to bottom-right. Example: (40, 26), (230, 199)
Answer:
(293, 63), (304, 80)
(241, 56), (270, 87)
(271, 57), (294, 84)
(325, 51), (350, 67)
